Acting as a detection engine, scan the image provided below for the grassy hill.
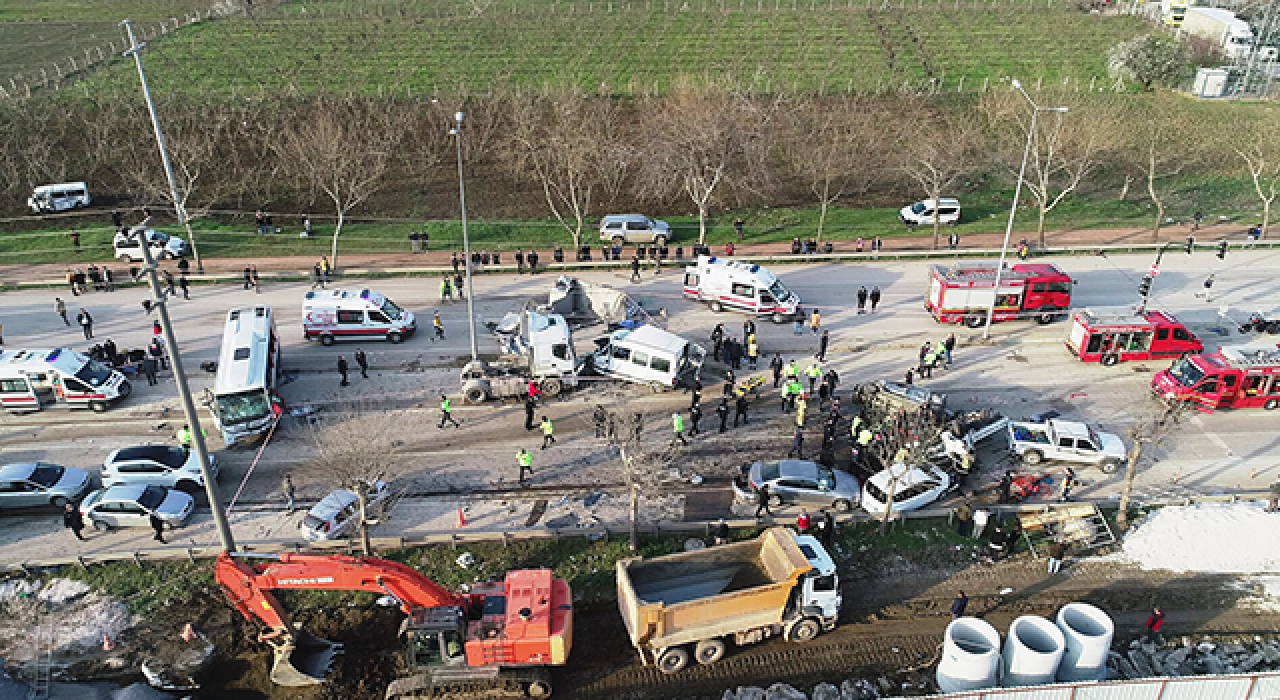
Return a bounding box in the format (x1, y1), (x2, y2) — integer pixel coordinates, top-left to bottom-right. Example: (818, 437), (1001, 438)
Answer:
(39, 0), (1150, 97)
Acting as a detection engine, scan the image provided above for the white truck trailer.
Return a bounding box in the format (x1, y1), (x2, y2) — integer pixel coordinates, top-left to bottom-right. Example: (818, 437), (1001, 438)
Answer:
(1183, 7), (1254, 59)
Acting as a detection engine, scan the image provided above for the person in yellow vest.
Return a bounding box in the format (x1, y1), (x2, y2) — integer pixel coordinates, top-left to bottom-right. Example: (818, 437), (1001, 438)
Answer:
(439, 277), (453, 302)
(747, 338), (759, 370)
(671, 412), (687, 446)
(175, 424), (206, 447)
(785, 360), (799, 380)
(517, 449), (534, 485)
(795, 394), (808, 427)
(805, 363), (822, 394)
(540, 416), (556, 449)
(438, 394), (460, 429)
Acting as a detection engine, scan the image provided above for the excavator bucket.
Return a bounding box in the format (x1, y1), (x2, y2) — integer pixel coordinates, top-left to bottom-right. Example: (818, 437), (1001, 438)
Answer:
(270, 630), (344, 686)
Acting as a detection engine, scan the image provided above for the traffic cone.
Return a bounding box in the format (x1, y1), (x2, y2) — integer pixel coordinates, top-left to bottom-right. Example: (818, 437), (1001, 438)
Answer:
(180, 623), (196, 642)
(457, 508), (467, 528)
(102, 632), (115, 651)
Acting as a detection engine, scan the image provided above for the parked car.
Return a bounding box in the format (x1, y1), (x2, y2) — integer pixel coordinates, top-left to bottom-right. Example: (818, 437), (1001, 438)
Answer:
(735, 460), (860, 513)
(0, 463), (91, 509)
(79, 484), (194, 530)
(899, 198), (961, 229)
(113, 229), (188, 262)
(598, 214), (672, 246)
(861, 463), (953, 514)
(102, 445), (217, 492)
(299, 481), (390, 541)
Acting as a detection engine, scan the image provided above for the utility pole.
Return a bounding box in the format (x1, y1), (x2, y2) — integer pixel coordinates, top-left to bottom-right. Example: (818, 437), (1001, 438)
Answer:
(450, 111), (479, 361)
(131, 221), (235, 553)
(121, 19), (205, 274)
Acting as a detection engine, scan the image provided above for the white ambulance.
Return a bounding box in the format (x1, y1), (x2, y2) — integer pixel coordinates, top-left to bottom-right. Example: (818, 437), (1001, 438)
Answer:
(302, 289), (417, 345)
(0, 348), (132, 413)
(682, 255), (801, 323)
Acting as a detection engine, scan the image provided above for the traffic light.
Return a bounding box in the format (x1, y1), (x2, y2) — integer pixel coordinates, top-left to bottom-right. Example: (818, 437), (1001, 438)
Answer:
(1217, 240), (1229, 259)
(1185, 235), (1195, 255)
(1138, 274), (1153, 297)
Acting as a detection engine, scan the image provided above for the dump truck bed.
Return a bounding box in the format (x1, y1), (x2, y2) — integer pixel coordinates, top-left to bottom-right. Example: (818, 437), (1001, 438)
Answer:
(616, 528), (812, 657)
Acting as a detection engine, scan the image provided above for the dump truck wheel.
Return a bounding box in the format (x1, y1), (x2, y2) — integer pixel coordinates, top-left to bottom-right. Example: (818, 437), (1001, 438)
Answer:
(787, 618), (821, 643)
(657, 647), (689, 674)
(1099, 459), (1121, 474)
(694, 639), (725, 665)
(1021, 450), (1043, 466)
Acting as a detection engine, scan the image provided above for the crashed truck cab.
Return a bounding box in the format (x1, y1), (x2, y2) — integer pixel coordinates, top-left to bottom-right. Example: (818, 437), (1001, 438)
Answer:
(461, 311), (579, 402)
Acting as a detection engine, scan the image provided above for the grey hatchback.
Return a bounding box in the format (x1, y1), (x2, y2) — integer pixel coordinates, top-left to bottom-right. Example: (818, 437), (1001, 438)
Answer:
(738, 459), (860, 512)
(0, 463), (91, 510)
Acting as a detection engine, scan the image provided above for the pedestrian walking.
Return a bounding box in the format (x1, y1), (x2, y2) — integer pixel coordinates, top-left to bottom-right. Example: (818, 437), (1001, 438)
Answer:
(671, 412), (688, 446)
(243, 267), (253, 290)
(439, 394), (460, 429)
(517, 449), (534, 485)
(747, 337), (759, 369)
(1143, 607), (1165, 645)
(540, 416), (556, 448)
(1047, 538), (1069, 574)
(689, 402), (703, 435)
(163, 270), (176, 297)
(453, 273), (464, 300)
(788, 425), (804, 458)
(321, 256), (332, 283)
(710, 324), (724, 359)
(971, 508), (991, 539)
(178, 274), (189, 300)
(805, 363), (822, 394)
(153, 320), (163, 338)
(1199, 273), (1216, 302)
(856, 286), (868, 313)
(1192, 210), (1203, 232)
(255, 209), (267, 235)
(142, 356), (158, 386)
(527, 249), (539, 273)
(593, 405), (608, 438)
(177, 258), (189, 275)
(816, 330), (829, 362)
(440, 276), (453, 303)
(1269, 476), (1280, 513)
(810, 308), (821, 335)
(630, 254), (641, 283)
(103, 268), (114, 292)
(337, 356), (350, 386)
(355, 348), (369, 379)
(64, 503), (86, 541)
(734, 218), (745, 240)
(516, 249), (526, 273)
(793, 308), (804, 336)
(954, 497), (973, 536)
(755, 484), (773, 517)
(150, 338), (168, 370)
(795, 508), (811, 534)
(311, 264), (324, 290)
(716, 398), (729, 433)
(433, 311), (445, 341)
(451, 252), (461, 275)
(743, 319), (755, 339)
(949, 232), (959, 250)
(943, 333), (956, 367)
(77, 308), (93, 339)
(525, 397), (537, 432)
(283, 473), (296, 513)
(950, 592), (968, 619)
(998, 470), (1014, 503)
(1060, 466), (1076, 502)
(250, 266), (260, 293)
(795, 393), (807, 427)
(55, 298), (69, 326)
(869, 286), (881, 312)
(734, 395), (749, 427)
(150, 512), (166, 543)
(715, 518), (730, 545)
(70, 230), (81, 252)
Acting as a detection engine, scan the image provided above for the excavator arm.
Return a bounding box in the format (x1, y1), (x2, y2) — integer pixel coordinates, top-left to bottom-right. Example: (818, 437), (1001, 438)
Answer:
(215, 551), (479, 686)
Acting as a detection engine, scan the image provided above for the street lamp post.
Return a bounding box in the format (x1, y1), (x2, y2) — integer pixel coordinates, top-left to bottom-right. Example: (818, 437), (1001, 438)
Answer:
(982, 80), (1069, 341)
(450, 112), (479, 362)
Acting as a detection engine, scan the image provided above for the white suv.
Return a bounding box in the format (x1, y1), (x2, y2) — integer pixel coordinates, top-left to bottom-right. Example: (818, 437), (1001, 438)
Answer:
(114, 229), (188, 262)
(102, 445), (217, 492)
(599, 214), (672, 246)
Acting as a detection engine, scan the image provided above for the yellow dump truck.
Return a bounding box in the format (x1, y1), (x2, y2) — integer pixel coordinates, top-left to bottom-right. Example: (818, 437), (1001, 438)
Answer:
(616, 527), (841, 674)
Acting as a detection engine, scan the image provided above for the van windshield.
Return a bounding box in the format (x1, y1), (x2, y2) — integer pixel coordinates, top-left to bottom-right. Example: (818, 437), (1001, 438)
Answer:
(911, 202), (926, 215)
(148, 231), (170, 245)
(768, 280), (793, 304)
(380, 298), (405, 321)
(216, 389), (272, 426)
(1167, 358), (1206, 387)
(75, 360), (114, 388)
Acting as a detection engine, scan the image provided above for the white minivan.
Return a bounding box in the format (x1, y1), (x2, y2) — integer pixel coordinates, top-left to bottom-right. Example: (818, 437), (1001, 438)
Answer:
(28, 182), (90, 214)
(588, 325), (705, 390)
(899, 198), (961, 229)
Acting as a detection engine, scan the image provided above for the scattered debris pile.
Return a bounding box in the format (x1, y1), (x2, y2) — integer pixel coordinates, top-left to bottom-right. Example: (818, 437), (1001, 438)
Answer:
(722, 679), (890, 700)
(1112, 637), (1280, 679)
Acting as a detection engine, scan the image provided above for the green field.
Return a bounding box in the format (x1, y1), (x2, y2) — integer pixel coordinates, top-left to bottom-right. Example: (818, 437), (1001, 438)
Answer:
(56, 0), (1148, 96)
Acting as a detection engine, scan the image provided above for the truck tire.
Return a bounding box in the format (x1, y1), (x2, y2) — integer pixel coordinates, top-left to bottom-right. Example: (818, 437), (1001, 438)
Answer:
(694, 639), (726, 665)
(657, 647), (690, 674)
(1099, 459), (1121, 474)
(1021, 449), (1044, 466)
(464, 387), (488, 404)
(709, 300), (724, 313)
(786, 617), (821, 643)
(1101, 354), (1120, 367)
(1265, 398), (1279, 410)
(964, 313), (986, 329)
(541, 378), (563, 397)
(320, 334), (335, 347)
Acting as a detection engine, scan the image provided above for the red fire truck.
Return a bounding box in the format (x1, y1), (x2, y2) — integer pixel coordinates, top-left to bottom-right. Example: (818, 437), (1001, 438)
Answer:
(1066, 309), (1203, 366)
(925, 263), (1073, 327)
(1151, 343), (1280, 412)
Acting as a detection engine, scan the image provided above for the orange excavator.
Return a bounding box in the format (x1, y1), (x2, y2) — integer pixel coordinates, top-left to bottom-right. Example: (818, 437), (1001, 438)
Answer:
(215, 551), (573, 698)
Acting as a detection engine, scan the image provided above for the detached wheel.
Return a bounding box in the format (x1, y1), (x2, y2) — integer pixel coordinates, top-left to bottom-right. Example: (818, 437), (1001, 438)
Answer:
(965, 314), (985, 329)
(787, 618), (821, 643)
(320, 334), (335, 347)
(1021, 450), (1044, 466)
(1100, 460), (1121, 474)
(694, 639), (726, 665)
(1101, 354), (1120, 367)
(657, 647), (690, 674)
(709, 300), (724, 313)
(541, 378), (563, 397)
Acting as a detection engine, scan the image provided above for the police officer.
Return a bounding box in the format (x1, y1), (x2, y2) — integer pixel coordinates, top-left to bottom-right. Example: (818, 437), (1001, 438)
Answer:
(337, 355), (350, 386)
(689, 402), (703, 435)
(716, 398), (730, 433)
(805, 363), (822, 394)
(770, 354), (784, 388)
(671, 412), (687, 446)
(175, 424), (205, 447)
(354, 348), (369, 379)
(525, 397), (537, 432)
(734, 395), (749, 427)
(516, 449), (534, 485)
(540, 416), (556, 449)
(438, 394), (460, 429)
(788, 426), (804, 458)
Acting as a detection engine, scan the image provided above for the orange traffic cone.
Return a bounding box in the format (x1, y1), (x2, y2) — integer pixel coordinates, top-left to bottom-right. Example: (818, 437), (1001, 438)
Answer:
(102, 632), (115, 651)
(180, 623), (196, 642)
(457, 507), (467, 528)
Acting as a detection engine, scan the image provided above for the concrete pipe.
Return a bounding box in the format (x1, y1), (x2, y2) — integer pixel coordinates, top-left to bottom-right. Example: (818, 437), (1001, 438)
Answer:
(1001, 615), (1065, 687)
(1055, 602), (1115, 682)
(936, 617), (1002, 693)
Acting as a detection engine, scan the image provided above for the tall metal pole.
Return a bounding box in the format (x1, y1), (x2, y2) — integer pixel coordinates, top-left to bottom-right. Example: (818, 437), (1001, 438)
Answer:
(982, 82), (1067, 341)
(131, 222), (236, 552)
(121, 20), (204, 274)
(452, 112), (479, 361)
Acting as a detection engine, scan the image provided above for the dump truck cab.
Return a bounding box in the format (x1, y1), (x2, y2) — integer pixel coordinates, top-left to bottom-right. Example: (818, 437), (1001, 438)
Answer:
(790, 533), (841, 626)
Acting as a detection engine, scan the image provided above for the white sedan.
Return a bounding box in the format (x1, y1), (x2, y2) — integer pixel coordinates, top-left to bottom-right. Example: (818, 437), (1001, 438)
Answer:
(80, 484), (194, 530)
(861, 463), (952, 515)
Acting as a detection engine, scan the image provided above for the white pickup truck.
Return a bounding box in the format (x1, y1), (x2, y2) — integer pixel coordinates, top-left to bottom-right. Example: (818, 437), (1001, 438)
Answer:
(1007, 418), (1126, 474)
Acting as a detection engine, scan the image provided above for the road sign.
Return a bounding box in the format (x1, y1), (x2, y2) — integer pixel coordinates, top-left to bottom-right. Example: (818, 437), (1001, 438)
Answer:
(1149, 264), (1161, 277)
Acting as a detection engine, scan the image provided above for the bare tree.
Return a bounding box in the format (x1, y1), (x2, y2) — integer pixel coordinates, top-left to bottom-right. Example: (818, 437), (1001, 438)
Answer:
(1119, 95), (1198, 242)
(982, 92), (1116, 247)
(1115, 399), (1189, 531)
(307, 409), (406, 555)
(1231, 115), (1280, 240)
(509, 94), (630, 248)
(279, 98), (405, 267)
(605, 410), (677, 551)
(783, 98), (886, 242)
(895, 103), (981, 250)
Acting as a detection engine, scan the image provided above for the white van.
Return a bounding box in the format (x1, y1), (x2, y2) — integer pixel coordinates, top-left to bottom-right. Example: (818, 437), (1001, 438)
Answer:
(302, 289), (417, 345)
(899, 198), (961, 229)
(588, 325), (705, 389)
(113, 229), (189, 262)
(682, 255), (800, 323)
(27, 182), (90, 214)
(0, 348), (131, 413)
